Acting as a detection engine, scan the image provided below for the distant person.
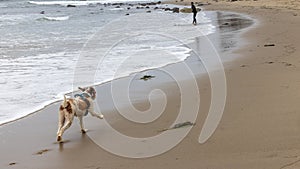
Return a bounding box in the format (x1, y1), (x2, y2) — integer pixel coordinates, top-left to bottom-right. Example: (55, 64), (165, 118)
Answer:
(191, 2), (197, 25)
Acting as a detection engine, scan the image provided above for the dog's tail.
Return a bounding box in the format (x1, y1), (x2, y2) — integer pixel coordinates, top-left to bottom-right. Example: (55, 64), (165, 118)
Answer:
(63, 95), (68, 108)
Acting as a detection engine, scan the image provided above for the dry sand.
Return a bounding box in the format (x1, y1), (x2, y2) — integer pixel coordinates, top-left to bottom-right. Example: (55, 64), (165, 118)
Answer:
(173, 0), (300, 10)
(1, 1), (300, 169)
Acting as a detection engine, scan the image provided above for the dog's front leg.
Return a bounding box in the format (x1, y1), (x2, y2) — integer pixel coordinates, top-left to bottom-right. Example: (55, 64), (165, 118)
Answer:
(90, 111), (104, 119)
(88, 104), (104, 119)
(78, 116), (86, 133)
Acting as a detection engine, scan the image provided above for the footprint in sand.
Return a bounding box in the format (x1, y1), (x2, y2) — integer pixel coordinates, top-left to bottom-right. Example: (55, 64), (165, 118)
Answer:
(283, 44), (296, 57)
(34, 149), (51, 155)
(281, 62), (293, 67)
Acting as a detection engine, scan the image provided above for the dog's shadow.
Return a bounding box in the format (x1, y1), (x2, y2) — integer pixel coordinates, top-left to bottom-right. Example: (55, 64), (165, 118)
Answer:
(54, 132), (91, 152)
(53, 140), (70, 152)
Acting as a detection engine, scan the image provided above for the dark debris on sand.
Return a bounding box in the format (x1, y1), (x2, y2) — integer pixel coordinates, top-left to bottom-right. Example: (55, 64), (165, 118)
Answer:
(264, 44), (275, 47)
(158, 121), (195, 132)
(9, 162), (17, 166)
(140, 75), (155, 81)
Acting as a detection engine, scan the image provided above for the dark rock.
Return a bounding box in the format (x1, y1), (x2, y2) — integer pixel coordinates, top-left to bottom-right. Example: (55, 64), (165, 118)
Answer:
(127, 7), (130, 10)
(67, 4), (76, 7)
(196, 2), (211, 6)
(172, 7), (180, 13)
(154, 7), (159, 10)
(40, 11), (45, 14)
(146, 10), (151, 13)
(125, 13), (130, 16)
(180, 8), (192, 13)
(157, 1), (161, 4)
(145, 6), (150, 9)
(164, 8), (171, 11)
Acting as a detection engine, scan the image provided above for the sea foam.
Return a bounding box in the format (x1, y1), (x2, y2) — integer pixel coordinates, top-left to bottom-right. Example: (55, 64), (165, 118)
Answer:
(42, 16), (70, 21)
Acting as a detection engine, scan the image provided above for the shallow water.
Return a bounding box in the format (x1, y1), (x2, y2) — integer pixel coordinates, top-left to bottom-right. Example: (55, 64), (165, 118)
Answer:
(0, 0), (253, 125)
(0, 1), (213, 123)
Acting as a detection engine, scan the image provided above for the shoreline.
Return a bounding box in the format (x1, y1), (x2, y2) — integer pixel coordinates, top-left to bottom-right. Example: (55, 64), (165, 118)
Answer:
(1, 1), (300, 169)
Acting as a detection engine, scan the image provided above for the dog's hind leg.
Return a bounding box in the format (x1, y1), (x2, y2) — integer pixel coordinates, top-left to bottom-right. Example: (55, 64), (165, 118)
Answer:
(57, 109), (65, 141)
(57, 114), (74, 141)
(57, 110), (65, 134)
(78, 116), (86, 133)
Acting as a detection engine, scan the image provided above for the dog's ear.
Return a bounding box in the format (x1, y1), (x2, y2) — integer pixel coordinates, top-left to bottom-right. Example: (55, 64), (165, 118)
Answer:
(88, 87), (96, 100)
(78, 87), (86, 92)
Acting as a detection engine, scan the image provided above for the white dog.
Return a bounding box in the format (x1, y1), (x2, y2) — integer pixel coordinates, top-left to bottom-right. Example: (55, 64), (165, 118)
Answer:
(56, 86), (103, 142)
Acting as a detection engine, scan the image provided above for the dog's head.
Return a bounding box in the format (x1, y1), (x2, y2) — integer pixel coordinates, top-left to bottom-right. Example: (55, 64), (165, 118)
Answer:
(79, 86), (96, 100)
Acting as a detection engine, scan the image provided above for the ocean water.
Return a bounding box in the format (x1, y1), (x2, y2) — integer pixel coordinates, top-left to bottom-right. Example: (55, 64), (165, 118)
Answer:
(0, 0), (216, 125)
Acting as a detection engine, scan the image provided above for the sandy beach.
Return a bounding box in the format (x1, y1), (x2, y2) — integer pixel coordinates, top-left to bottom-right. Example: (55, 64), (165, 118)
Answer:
(1, 0), (300, 169)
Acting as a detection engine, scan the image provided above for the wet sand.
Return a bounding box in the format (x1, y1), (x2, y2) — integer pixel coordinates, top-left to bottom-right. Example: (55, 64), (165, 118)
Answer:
(1, 1), (300, 169)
